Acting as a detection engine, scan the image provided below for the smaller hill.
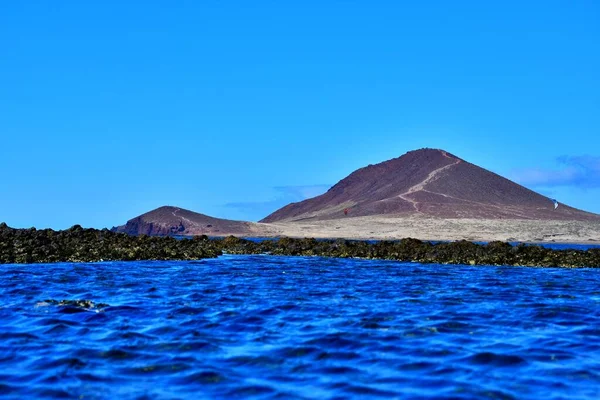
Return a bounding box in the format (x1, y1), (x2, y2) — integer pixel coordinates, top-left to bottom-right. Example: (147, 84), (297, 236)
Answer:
(112, 206), (256, 236)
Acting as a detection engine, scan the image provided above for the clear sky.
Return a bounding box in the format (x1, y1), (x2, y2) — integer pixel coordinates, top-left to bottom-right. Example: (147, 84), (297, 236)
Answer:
(1, 1), (599, 229)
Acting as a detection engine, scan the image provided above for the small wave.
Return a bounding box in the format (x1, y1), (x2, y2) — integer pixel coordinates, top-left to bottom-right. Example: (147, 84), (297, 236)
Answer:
(397, 361), (438, 371)
(100, 348), (138, 360)
(34, 357), (87, 370)
(226, 355), (283, 368)
(104, 305), (142, 313)
(0, 383), (15, 396)
(31, 388), (73, 399)
(75, 372), (115, 383)
(44, 323), (75, 334)
(329, 382), (400, 398)
(224, 384), (275, 397)
(314, 365), (362, 375)
(167, 306), (208, 317)
(121, 363), (193, 376)
(466, 352), (527, 367)
(0, 331), (38, 341)
(305, 333), (361, 350)
(277, 346), (321, 359)
(174, 370), (226, 385)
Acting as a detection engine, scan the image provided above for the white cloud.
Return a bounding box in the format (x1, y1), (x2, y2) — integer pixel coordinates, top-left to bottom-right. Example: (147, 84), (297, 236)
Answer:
(272, 184), (332, 200)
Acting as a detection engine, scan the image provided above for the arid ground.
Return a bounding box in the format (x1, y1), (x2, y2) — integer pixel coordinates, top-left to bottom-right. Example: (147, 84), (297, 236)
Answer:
(256, 217), (600, 244)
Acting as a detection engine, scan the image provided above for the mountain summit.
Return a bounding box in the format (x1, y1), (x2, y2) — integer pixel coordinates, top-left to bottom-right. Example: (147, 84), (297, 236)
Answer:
(261, 148), (599, 222)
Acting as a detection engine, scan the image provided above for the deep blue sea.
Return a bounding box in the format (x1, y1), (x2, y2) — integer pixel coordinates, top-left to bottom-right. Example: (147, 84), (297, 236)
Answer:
(1, 255), (600, 399)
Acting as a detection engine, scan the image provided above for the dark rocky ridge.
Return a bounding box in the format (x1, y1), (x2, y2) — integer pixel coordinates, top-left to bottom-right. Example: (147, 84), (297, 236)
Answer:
(2, 223), (599, 267)
(261, 148), (600, 222)
(0, 222), (221, 263)
(112, 206), (256, 236)
(218, 236), (600, 268)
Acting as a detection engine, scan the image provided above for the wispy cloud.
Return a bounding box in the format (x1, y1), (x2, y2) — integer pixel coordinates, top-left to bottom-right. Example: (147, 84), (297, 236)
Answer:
(511, 155), (600, 188)
(224, 184), (331, 220)
(272, 184), (332, 200)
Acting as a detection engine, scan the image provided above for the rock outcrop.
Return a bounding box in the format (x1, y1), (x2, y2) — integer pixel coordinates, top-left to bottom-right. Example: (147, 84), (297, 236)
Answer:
(0, 223), (221, 263)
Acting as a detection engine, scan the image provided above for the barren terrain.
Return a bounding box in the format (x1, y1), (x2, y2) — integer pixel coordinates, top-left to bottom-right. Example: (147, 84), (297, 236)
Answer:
(261, 217), (600, 244)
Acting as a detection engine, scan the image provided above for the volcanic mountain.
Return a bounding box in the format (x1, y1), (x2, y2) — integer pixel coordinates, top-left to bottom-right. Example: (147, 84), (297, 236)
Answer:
(261, 148), (600, 222)
(112, 206), (258, 236)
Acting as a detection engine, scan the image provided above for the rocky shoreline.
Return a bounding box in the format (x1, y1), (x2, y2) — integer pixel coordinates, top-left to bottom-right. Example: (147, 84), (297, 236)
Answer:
(0, 223), (221, 263)
(1, 223), (599, 267)
(216, 236), (600, 268)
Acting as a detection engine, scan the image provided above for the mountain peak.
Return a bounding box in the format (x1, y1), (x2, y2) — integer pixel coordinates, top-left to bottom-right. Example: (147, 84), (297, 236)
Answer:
(407, 147), (454, 155)
(261, 149), (599, 222)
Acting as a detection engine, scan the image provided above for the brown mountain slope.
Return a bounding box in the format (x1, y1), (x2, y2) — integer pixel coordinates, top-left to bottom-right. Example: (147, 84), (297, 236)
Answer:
(261, 148), (600, 222)
(112, 206), (257, 236)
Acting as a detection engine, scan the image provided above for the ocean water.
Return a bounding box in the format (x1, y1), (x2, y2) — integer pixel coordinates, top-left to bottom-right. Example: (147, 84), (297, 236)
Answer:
(1, 255), (600, 399)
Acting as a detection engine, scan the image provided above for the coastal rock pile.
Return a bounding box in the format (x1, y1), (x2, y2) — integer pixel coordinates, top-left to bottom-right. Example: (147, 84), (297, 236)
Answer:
(2, 222), (599, 267)
(216, 236), (600, 268)
(0, 223), (221, 263)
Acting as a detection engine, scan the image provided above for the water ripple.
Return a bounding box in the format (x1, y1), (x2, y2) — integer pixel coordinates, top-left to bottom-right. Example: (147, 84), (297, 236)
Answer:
(0, 255), (599, 399)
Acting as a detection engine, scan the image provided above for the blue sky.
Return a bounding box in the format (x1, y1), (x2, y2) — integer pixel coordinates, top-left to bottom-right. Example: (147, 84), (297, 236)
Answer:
(1, 1), (599, 228)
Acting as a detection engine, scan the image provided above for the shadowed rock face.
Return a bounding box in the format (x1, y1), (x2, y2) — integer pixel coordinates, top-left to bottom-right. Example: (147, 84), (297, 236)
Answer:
(112, 206), (255, 236)
(261, 148), (600, 222)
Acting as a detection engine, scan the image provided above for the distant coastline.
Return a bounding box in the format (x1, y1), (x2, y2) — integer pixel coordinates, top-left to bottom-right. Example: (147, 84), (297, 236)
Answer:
(2, 223), (600, 268)
(112, 209), (600, 245)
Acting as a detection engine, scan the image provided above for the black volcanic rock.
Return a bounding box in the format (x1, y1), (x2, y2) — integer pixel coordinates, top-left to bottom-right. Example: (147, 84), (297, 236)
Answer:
(0, 223), (221, 264)
(261, 148), (600, 222)
(214, 236), (600, 268)
(112, 206), (256, 236)
(3, 222), (599, 268)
